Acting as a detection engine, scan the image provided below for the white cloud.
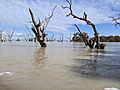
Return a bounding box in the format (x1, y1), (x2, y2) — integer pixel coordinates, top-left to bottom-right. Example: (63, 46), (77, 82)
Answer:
(0, 0), (119, 34)
(16, 33), (23, 36)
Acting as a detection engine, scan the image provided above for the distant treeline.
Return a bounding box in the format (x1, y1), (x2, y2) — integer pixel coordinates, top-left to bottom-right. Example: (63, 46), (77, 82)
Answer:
(99, 35), (120, 42)
(72, 32), (120, 42)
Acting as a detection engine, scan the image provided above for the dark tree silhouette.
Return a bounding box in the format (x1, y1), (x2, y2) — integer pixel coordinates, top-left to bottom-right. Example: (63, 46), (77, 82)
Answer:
(74, 24), (96, 48)
(110, 16), (120, 27)
(62, 0), (100, 49)
(29, 6), (56, 47)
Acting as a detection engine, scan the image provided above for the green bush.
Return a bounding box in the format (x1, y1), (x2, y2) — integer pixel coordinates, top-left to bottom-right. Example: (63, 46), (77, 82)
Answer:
(100, 43), (106, 49)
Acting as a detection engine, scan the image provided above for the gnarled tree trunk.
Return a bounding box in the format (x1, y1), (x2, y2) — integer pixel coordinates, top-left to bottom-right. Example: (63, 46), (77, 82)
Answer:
(62, 0), (100, 49)
(29, 6), (56, 47)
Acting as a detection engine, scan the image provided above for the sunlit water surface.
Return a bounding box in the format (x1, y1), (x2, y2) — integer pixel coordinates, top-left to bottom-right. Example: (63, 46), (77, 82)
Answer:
(0, 41), (120, 90)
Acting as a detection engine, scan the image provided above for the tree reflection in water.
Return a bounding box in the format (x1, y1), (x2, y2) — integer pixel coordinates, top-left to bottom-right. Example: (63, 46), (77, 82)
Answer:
(71, 50), (100, 78)
(32, 48), (47, 67)
(70, 49), (120, 81)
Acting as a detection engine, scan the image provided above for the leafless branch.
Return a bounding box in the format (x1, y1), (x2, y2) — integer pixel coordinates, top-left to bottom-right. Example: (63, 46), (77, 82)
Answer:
(74, 24), (89, 45)
(62, 0), (97, 33)
(42, 6), (57, 31)
(110, 16), (120, 28)
(29, 6), (56, 47)
(62, 0), (100, 49)
(25, 24), (34, 38)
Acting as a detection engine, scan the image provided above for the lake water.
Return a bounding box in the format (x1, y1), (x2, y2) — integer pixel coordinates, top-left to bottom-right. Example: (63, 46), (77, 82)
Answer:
(0, 41), (120, 90)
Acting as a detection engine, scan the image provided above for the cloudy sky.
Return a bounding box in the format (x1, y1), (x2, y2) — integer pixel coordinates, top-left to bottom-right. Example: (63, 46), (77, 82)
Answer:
(0, 0), (120, 39)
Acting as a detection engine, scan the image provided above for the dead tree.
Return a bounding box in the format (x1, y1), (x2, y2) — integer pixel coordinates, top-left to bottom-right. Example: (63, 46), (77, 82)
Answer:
(46, 34), (56, 42)
(62, 0), (100, 49)
(7, 28), (15, 41)
(58, 33), (64, 42)
(0, 25), (6, 42)
(29, 6), (56, 47)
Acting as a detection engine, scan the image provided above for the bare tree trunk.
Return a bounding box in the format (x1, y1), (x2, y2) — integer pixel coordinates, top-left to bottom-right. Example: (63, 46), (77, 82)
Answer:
(29, 6), (56, 47)
(62, 0), (100, 49)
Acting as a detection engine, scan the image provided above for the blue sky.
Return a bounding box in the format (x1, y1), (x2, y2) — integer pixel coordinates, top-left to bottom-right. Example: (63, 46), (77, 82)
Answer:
(0, 0), (120, 40)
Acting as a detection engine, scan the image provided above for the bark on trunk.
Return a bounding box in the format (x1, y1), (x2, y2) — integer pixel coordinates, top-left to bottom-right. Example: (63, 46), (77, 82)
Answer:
(29, 7), (56, 47)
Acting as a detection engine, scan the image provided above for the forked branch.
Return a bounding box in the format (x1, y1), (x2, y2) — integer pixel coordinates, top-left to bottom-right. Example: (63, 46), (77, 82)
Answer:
(110, 16), (120, 27)
(29, 6), (56, 47)
(62, 0), (100, 49)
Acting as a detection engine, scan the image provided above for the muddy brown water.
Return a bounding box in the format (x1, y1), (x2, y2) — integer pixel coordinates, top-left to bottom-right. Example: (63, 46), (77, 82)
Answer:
(0, 41), (120, 90)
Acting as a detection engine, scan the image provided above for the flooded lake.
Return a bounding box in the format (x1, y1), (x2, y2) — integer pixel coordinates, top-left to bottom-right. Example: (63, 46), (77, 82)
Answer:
(0, 41), (120, 90)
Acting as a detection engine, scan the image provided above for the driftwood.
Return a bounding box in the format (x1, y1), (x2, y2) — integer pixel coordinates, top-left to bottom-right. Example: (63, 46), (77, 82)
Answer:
(29, 6), (56, 47)
(62, 0), (100, 49)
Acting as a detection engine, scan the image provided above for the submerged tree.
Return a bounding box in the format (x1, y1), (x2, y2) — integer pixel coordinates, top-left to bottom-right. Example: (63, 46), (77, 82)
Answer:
(62, 0), (100, 49)
(29, 6), (56, 47)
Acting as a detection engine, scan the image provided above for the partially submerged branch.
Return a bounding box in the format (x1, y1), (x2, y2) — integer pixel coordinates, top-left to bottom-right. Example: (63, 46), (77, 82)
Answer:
(74, 24), (95, 48)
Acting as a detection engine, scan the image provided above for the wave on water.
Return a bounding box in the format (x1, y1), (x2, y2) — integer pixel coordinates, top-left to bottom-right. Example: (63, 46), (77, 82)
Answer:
(104, 87), (120, 90)
(0, 72), (14, 76)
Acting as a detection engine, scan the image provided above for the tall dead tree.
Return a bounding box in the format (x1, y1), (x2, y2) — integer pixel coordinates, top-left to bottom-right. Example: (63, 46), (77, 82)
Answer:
(62, 0), (100, 49)
(29, 6), (56, 47)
